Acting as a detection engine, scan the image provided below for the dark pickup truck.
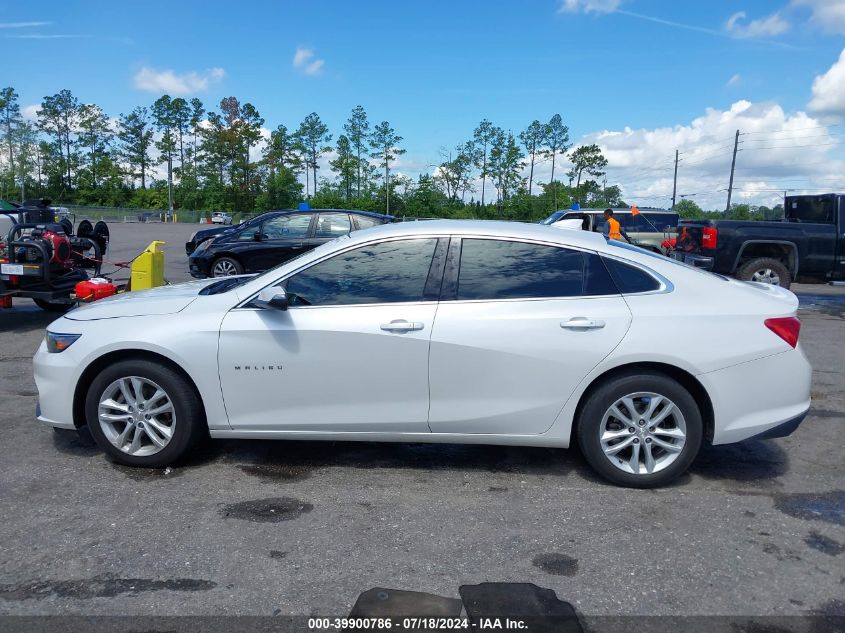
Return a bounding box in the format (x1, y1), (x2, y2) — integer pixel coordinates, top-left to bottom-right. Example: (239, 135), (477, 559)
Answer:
(671, 193), (845, 289)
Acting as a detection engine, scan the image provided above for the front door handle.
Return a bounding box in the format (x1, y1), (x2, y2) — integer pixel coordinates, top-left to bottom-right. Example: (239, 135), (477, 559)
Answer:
(380, 320), (424, 332)
(290, 242), (304, 249)
(560, 317), (606, 330)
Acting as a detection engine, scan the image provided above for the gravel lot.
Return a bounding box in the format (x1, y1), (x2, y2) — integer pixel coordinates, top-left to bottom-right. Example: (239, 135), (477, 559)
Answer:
(0, 222), (843, 624)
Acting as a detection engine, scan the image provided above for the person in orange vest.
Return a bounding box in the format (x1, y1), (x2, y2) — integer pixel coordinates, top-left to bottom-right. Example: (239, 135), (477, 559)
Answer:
(602, 208), (632, 243)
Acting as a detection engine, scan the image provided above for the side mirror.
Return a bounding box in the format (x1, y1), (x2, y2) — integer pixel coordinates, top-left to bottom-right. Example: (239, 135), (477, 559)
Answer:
(253, 231), (263, 241)
(253, 287), (288, 311)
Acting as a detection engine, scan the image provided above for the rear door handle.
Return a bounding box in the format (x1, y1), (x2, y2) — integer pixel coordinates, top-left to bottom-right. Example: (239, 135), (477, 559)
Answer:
(560, 317), (606, 330)
(380, 320), (424, 332)
(290, 242), (304, 249)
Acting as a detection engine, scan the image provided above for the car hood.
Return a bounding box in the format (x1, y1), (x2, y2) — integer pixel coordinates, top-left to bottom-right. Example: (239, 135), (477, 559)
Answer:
(64, 278), (220, 321)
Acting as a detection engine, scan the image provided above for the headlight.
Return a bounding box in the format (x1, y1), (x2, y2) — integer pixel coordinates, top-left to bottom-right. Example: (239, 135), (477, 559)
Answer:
(193, 239), (212, 253)
(45, 332), (81, 353)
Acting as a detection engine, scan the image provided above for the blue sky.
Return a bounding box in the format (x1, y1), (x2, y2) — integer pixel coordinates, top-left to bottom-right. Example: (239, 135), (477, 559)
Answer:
(3, 0), (845, 208)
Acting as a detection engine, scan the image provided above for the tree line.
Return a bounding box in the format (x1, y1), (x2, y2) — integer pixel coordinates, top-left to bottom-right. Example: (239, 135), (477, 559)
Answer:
(0, 86), (625, 221)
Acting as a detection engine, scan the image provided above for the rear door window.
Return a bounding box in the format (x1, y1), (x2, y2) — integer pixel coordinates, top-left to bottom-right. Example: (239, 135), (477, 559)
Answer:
(455, 239), (617, 300)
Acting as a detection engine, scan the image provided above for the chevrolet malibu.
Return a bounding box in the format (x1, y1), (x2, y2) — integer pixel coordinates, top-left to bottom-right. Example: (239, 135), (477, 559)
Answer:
(33, 221), (811, 487)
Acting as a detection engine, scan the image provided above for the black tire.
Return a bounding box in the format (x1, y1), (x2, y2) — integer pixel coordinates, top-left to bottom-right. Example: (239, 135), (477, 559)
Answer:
(735, 257), (791, 289)
(33, 298), (74, 313)
(576, 370), (703, 488)
(85, 359), (205, 467)
(211, 256), (244, 277)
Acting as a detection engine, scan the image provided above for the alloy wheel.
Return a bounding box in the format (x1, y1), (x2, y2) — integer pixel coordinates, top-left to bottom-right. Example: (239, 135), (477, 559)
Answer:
(98, 376), (176, 456)
(213, 260), (238, 277)
(750, 268), (780, 285)
(599, 392), (687, 475)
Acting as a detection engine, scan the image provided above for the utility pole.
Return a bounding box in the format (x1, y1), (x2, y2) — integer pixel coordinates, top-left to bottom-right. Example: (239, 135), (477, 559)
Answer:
(671, 149), (679, 209)
(167, 154), (174, 222)
(725, 129), (740, 214)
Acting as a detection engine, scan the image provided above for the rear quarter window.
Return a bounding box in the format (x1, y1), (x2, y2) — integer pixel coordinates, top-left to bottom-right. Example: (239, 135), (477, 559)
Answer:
(601, 257), (661, 294)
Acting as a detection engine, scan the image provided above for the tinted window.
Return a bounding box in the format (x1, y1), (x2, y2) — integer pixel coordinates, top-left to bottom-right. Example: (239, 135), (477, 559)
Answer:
(354, 216), (381, 230)
(315, 213), (352, 238)
(263, 214), (312, 239)
(602, 257), (661, 293)
(285, 238), (437, 306)
(457, 239), (602, 300)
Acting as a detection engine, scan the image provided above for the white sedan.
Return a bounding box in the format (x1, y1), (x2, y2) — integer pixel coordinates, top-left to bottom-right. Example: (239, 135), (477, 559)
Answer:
(33, 221), (811, 487)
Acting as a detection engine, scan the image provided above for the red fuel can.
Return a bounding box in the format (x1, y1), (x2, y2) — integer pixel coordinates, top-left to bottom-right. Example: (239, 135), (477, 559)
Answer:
(74, 279), (117, 302)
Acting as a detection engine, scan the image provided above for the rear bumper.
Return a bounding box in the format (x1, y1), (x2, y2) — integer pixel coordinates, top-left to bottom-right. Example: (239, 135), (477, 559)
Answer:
(701, 347), (812, 445)
(672, 252), (715, 270)
(745, 410), (808, 440)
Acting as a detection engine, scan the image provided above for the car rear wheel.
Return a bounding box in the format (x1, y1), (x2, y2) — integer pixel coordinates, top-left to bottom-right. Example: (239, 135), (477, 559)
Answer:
(736, 257), (791, 289)
(85, 360), (205, 467)
(211, 256), (243, 277)
(577, 370), (703, 487)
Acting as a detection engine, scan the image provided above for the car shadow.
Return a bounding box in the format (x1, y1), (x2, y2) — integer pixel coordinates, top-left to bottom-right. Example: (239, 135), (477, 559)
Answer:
(689, 439), (789, 485)
(185, 437), (606, 481)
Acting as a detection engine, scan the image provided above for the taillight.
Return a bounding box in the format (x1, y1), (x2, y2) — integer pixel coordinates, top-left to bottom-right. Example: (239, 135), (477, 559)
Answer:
(702, 227), (718, 249)
(765, 317), (801, 348)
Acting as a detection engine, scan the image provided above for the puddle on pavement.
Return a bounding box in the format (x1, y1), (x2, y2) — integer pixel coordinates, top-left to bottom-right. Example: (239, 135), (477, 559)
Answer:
(220, 497), (313, 523)
(805, 532), (844, 556)
(773, 490), (845, 526)
(0, 574), (215, 601)
(532, 553), (579, 576)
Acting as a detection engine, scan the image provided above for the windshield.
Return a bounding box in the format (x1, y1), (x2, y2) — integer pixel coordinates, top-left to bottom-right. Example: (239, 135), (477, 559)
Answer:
(539, 211), (567, 225)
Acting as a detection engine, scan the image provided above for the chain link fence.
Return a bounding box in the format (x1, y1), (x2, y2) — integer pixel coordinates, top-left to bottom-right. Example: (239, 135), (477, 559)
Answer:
(63, 206), (256, 225)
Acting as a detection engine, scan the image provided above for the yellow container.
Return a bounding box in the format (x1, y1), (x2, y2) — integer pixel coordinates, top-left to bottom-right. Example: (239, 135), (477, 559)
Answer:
(130, 240), (166, 290)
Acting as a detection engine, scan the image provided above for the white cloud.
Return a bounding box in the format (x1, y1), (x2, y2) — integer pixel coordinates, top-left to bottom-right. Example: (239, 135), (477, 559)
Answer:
(792, 0), (845, 35)
(22, 104), (39, 121)
(726, 73), (742, 87)
(725, 10), (790, 38)
(0, 21), (51, 28)
(808, 48), (845, 120)
(558, 0), (621, 14)
(570, 99), (845, 209)
(133, 66), (225, 95)
(292, 47), (325, 76)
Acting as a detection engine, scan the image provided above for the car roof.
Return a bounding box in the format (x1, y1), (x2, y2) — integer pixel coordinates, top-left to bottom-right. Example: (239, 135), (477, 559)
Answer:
(558, 207), (677, 214)
(343, 219), (610, 250)
(261, 209), (393, 219)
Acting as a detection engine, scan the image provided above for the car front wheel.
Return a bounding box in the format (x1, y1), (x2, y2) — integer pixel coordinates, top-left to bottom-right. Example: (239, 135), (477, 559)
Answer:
(85, 359), (205, 467)
(577, 370), (703, 487)
(212, 256), (243, 277)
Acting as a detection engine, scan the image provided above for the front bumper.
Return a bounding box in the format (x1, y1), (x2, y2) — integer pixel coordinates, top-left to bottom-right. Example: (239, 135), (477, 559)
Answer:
(188, 255), (211, 279)
(33, 339), (80, 430)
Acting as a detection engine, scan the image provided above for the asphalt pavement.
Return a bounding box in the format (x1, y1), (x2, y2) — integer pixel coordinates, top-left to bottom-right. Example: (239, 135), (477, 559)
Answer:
(0, 222), (842, 625)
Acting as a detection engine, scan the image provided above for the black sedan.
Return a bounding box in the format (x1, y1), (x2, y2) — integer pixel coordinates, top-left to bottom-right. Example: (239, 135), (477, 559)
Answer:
(188, 209), (393, 278)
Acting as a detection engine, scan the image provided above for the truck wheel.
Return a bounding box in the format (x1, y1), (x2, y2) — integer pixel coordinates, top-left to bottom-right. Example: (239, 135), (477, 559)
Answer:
(736, 258), (791, 289)
(33, 298), (75, 313)
(212, 257), (243, 277)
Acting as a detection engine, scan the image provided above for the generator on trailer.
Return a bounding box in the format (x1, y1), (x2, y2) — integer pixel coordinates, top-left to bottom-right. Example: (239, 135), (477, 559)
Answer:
(0, 199), (111, 312)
